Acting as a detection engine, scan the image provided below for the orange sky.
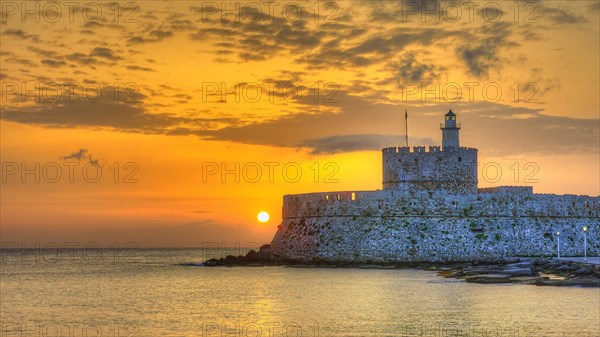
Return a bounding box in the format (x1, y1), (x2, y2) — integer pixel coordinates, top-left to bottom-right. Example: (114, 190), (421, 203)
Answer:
(1, 1), (598, 246)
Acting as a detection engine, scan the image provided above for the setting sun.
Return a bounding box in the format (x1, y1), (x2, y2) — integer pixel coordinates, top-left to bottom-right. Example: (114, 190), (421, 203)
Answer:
(257, 211), (270, 223)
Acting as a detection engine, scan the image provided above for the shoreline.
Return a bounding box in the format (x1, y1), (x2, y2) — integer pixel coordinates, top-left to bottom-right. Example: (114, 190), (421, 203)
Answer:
(200, 245), (600, 287)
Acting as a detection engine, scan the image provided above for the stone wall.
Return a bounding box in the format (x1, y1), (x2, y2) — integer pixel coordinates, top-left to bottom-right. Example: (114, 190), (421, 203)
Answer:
(272, 190), (600, 262)
(382, 146), (478, 194)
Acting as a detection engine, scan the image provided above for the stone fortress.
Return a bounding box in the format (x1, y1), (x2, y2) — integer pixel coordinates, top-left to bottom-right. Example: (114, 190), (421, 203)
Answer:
(270, 110), (600, 262)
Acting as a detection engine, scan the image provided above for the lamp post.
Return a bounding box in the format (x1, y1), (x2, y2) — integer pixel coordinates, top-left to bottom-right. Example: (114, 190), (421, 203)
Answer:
(556, 231), (560, 259)
(583, 226), (587, 261)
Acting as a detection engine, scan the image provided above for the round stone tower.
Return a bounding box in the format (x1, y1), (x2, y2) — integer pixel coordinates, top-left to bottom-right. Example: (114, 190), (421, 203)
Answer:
(441, 109), (460, 148)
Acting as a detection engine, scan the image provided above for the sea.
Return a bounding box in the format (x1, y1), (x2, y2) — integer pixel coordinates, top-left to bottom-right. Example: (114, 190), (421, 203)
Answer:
(1, 248), (599, 337)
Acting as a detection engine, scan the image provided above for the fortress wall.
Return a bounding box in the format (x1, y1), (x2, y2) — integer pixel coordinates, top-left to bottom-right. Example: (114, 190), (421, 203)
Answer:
(271, 216), (599, 263)
(382, 146), (478, 194)
(274, 192), (600, 262)
(283, 190), (598, 219)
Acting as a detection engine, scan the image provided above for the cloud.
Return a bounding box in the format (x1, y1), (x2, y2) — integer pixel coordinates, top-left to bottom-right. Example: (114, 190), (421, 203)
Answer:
(41, 59), (67, 67)
(66, 52), (97, 66)
(188, 7), (328, 62)
(60, 148), (102, 167)
(303, 134), (434, 154)
(27, 47), (126, 69)
(126, 29), (174, 45)
(4, 57), (37, 67)
(89, 47), (122, 60)
(300, 27), (461, 70)
(191, 89), (598, 156)
(27, 46), (59, 58)
(0, 78), (597, 157)
(126, 65), (155, 72)
(2, 29), (41, 42)
(456, 42), (500, 77)
(539, 4), (588, 24)
(382, 52), (445, 86)
(455, 22), (519, 77)
(0, 1), (596, 159)
(150, 30), (174, 39)
(61, 149), (90, 161)
(0, 86), (236, 134)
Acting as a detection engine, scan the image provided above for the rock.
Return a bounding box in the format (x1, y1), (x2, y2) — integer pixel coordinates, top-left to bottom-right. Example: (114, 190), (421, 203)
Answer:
(535, 278), (599, 287)
(449, 270), (465, 277)
(544, 261), (563, 268)
(571, 268), (592, 276)
(178, 262), (205, 267)
(245, 249), (259, 261)
(464, 266), (503, 275)
(510, 276), (547, 284)
(503, 267), (534, 277)
(505, 261), (532, 269)
(465, 274), (512, 284)
(438, 270), (463, 278)
(204, 258), (224, 266)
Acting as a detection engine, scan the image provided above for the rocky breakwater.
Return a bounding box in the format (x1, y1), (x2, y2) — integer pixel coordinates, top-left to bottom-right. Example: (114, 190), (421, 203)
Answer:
(203, 248), (599, 287)
(438, 259), (600, 287)
(203, 244), (280, 266)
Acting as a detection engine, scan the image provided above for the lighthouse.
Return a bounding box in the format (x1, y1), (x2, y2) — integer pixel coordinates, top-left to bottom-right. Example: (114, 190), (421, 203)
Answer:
(441, 109), (460, 148)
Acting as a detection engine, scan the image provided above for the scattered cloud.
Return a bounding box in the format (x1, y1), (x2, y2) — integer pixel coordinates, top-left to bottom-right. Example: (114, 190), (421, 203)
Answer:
(2, 29), (41, 42)
(382, 52), (445, 86)
(539, 4), (588, 24)
(455, 22), (519, 77)
(0, 1), (596, 158)
(303, 134), (435, 154)
(41, 59), (67, 67)
(89, 47), (122, 60)
(126, 65), (156, 72)
(60, 148), (101, 167)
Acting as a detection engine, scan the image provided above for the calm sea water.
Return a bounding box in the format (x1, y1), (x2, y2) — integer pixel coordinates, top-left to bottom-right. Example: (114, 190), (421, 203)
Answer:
(1, 248), (599, 337)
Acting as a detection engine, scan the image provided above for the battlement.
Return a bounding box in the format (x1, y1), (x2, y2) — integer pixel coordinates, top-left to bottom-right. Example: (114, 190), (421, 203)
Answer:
(382, 146), (479, 154)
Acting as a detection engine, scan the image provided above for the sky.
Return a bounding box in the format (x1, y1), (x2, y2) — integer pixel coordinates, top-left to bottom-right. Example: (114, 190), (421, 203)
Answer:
(1, 0), (599, 247)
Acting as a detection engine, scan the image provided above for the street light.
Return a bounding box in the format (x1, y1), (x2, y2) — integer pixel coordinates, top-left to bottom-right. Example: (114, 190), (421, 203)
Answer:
(556, 231), (560, 258)
(583, 226), (587, 261)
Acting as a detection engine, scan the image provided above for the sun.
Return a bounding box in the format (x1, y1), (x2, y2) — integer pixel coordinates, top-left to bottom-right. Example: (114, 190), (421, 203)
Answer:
(257, 211), (270, 223)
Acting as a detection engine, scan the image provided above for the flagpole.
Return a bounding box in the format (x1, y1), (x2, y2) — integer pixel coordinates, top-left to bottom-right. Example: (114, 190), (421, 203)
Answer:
(405, 109), (408, 147)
